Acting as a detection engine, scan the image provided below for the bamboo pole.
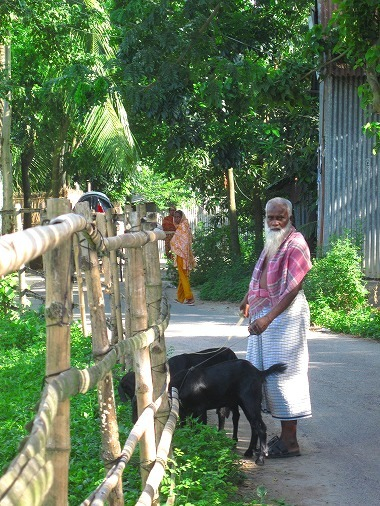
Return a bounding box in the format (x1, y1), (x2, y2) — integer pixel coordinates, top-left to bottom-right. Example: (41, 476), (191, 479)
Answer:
(136, 389), (180, 506)
(122, 205), (133, 371)
(0, 306), (170, 503)
(76, 202), (124, 506)
(142, 212), (170, 456)
(73, 233), (88, 336)
(43, 198), (73, 506)
(96, 213), (111, 285)
(15, 204), (28, 307)
(106, 208), (123, 345)
(128, 208), (157, 489)
(0, 212), (87, 276)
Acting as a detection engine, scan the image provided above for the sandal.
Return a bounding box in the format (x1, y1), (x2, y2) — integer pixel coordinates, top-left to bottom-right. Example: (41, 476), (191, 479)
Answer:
(267, 438), (301, 459)
(267, 435), (280, 449)
(183, 298), (195, 305)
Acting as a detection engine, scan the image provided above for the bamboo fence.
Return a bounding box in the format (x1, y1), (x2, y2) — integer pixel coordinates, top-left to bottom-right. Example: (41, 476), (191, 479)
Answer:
(0, 198), (179, 506)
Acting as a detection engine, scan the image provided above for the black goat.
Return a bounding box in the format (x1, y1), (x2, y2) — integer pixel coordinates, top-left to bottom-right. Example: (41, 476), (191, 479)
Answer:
(169, 359), (287, 465)
(118, 347), (238, 425)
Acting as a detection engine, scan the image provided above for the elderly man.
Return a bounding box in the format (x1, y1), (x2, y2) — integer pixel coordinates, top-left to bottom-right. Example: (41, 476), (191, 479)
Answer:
(240, 197), (312, 458)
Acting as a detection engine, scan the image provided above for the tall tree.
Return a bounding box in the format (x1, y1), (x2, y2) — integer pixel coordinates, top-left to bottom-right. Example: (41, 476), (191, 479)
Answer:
(2, 0), (137, 205)
(114, 0), (318, 255)
(0, 44), (13, 234)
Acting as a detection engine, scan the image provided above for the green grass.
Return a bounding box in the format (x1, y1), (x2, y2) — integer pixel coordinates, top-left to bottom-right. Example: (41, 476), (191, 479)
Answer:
(1, 309), (280, 505)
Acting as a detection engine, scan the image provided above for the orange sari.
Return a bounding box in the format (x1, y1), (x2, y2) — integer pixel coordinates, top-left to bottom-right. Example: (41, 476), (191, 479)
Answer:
(170, 214), (196, 302)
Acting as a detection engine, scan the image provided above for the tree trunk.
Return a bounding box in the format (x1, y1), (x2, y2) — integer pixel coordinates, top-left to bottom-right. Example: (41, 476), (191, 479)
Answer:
(252, 189), (264, 259)
(51, 115), (69, 197)
(366, 68), (380, 113)
(226, 167), (241, 257)
(0, 44), (14, 235)
(21, 136), (35, 230)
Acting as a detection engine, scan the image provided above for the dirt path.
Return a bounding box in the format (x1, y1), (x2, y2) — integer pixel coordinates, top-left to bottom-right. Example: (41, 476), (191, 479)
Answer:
(26, 274), (380, 505)
(164, 284), (380, 506)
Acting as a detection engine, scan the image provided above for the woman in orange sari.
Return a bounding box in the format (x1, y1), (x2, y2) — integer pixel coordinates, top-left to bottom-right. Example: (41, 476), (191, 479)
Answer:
(162, 206), (176, 259)
(170, 210), (196, 305)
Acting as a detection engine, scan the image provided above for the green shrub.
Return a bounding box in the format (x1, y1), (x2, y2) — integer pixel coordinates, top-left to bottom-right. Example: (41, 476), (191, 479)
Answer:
(0, 274), (19, 316)
(198, 261), (252, 302)
(160, 420), (242, 505)
(191, 223), (255, 302)
(309, 298), (380, 338)
(191, 223), (233, 287)
(304, 236), (368, 311)
(304, 235), (380, 340)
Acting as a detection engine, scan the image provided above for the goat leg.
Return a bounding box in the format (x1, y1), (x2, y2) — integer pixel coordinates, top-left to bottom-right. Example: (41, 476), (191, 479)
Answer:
(254, 419), (267, 466)
(231, 406), (240, 441)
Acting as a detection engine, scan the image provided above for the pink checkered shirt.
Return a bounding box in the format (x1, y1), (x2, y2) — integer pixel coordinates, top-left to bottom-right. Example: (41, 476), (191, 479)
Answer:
(248, 227), (312, 316)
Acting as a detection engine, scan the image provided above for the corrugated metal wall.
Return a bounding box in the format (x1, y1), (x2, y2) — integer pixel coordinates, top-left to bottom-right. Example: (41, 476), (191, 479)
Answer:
(318, 75), (380, 278)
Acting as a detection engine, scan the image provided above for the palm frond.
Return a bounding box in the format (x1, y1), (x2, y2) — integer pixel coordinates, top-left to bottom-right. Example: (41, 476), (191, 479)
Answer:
(82, 94), (137, 176)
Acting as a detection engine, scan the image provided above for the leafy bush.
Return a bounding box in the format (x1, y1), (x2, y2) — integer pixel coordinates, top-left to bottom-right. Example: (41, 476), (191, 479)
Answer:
(197, 261), (252, 302)
(191, 223), (255, 302)
(0, 306), (46, 351)
(309, 298), (380, 338)
(304, 236), (368, 311)
(303, 235), (380, 339)
(160, 421), (242, 505)
(0, 274), (19, 316)
(0, 310), (47, 475)
(191, 223), (233, 287)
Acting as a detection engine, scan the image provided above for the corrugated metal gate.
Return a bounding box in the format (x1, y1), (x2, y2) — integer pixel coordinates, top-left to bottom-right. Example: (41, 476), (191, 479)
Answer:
(318, 74), (380, 278)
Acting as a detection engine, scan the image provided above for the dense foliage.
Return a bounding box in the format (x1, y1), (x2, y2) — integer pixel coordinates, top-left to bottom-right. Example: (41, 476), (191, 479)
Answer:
(1, 0), (136, 201)
(304, 236), (380, 339)
(190, 228), (380, 340)
(191, 222), (254, 302)
(113, 0), (318, 239)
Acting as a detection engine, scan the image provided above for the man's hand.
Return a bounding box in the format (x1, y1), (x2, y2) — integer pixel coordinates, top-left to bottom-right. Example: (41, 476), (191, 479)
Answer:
(248, 315), (271, 335)
(239, 292), (249, 317)
(240, 303), (249, 318)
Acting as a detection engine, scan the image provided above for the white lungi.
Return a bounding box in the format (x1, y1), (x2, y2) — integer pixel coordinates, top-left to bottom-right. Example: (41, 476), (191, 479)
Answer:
(246, 290), (312, 420)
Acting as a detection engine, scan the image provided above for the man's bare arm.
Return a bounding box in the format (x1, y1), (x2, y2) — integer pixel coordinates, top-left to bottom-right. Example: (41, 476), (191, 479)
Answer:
(248, 283), (302, 335)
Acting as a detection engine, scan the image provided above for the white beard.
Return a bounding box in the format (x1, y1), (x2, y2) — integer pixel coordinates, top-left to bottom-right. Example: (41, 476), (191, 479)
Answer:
(263, 221), (292, 259)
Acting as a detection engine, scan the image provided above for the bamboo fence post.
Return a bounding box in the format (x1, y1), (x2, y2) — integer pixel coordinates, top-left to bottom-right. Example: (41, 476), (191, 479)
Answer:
(43, 198), (73, 506)
(142, 211), (170, 452)
(128, 207), (157, 489)
(76, 202), (124, 506)
(72, 232), (88, 337)
(15, 204), (28, 307)
(106, 208), (123, 345)
(97, 212), (111, 285)
(122, 205), (133, 370)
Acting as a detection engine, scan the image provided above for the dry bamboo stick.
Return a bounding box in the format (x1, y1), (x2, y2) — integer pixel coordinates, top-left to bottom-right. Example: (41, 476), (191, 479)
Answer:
(0, 455), (54, 506)
(73, 233), (88, 336)
(122, 206), (133, 371)
(77, 202), (124, 505)
(141, 215), (170, 453)
(106, 209), (123, 345)
(80, 392), (169, 506)
(128, 208), (156, 488)
(43, 198), (73, 506)
(83, 227), (166, 253)
(0, 212), (87, 276)
(136, 389), (180, 506)
(0, 293), (170, 500)
(96, 213), (111, 291)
